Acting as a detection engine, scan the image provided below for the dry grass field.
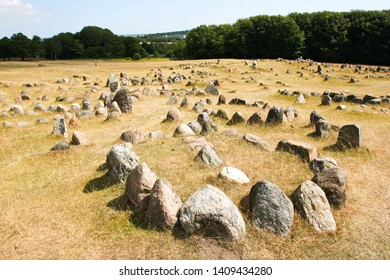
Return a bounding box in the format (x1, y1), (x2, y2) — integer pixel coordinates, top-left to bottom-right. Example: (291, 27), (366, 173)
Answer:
(0, 58), (389, 260)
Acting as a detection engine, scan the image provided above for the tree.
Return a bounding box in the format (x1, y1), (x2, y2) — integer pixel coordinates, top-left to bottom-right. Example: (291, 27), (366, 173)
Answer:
(0, 37), (12, 61)
(30, 36), (45, 60)
(10, 33), (31, 60)
(43, 37), (62, 59)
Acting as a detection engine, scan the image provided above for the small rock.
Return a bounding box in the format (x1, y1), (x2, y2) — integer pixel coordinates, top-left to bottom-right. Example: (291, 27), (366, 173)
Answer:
(195, 146), (222, 167)
(336, 124), (363, 149)
(52, 117), (68, 138)
(204, 82), (219, 96)
(312, 168), (347, 208)
(227, 112), (245, 125)
(216, 109), (230, 120)
(70, 131), (90, 146)
(164, 108), (182, 122)
(309, 157), (338, 174)
(50, 141), (70, 151)
(315, 119), (332, 138)
(174, 123), (196, 137)
(247, 112), (263, 125)
(218, 167), (250, 184)
(243, 133), (272, 152)
(266, 106), (286, 125)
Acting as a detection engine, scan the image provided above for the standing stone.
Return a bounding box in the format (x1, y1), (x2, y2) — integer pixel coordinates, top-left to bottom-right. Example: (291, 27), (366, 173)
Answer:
(106, 144), (140, 184)
(291, 181), (336, 232)
(315, 119), (332, 138)
(106, 74), (118, 87)
(197, 112), (209, 125)
(68, 116), (80, 127)
(276, 140), (318, 163)
(166, 93), (178, 105)
(216, 109), (230, 120)
(204, 82), (219, 96)
(82, 100), (92, 111)
(145, 179), (182, 230)
(247, 112), (263, 125)
(309, 157), (338, 174)
(296, 94), (306, 104)
(110, 80), (120, 93)
(243, 133), (272, 152)
(70, 131), (90, 146)
(227, 112), (245, 125)
(173, 123), (196, 137)
(10, 105), (24, 116)
(200, 120), (217, 135)
(178, 185), (246, 241)
(52, 117), (68, 138)
(217, 94), (226, 105)
(195, 146), (222, 167)
(336, 124), (362, 149)
(180, 96), (189, 108)
(266, 106), (286, 125)
(322, 95), (332, 106)
(310, 111), (324, 126)
(164, 108), (182, 122)
(125, 162), (157, 210)
(312, 168), (347, 208)
(249, 180), (294, 237)
(284, 107), (296, 122)
(218, 167), (250, 184)
(112, 87), (132, 113)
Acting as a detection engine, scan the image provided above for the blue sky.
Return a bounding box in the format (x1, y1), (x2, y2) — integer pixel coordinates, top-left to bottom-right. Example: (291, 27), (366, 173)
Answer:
(1, 0), (389, 38)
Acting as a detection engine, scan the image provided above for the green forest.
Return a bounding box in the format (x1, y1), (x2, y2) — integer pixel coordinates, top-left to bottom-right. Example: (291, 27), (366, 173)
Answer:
(1, 10), (389, 65)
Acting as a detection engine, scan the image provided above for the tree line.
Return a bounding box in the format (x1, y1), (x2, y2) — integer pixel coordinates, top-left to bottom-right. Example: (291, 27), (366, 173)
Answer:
(0, 26), (185, 61)
(0, 10), (389, 65)
(186, 10), (390, 65)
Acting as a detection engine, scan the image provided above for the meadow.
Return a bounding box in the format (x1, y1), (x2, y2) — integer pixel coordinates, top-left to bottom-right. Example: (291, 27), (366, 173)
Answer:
(0, 58), (389, 259)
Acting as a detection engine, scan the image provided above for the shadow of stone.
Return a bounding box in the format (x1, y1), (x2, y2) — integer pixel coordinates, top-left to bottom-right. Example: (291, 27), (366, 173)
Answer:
(239, 195), (250, 217)
(106, 194), (132, 211)
(323, 144), (344, 151)
(83, 174), (114, 193)
(129, 208), (149, 230)
(306, 131), (318, 138)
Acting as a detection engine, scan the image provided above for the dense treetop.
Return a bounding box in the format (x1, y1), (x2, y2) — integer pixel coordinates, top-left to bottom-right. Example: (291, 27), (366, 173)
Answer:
(0, 10), (389, 65)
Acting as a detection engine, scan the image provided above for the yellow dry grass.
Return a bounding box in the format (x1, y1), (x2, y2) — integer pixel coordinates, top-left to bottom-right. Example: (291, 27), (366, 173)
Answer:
(0, 58), (389, 260)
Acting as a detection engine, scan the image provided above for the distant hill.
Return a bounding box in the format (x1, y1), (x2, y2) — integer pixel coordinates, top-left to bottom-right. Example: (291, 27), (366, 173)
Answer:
(126, 30), (189, 39)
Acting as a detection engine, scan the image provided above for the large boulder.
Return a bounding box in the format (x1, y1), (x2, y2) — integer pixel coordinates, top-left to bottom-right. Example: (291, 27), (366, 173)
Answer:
(164, 108), (182, 122)
(309, 157), (338, 174)
(173, 123), (196, 137)
(249, 180), (294, 237)
(195, 146), (222, 167)
(218, 167), (250, 184)
(106, 144), (140, 184)
(204, 82), (219, 96)
(291, 181), (336, 232)
(266, 106), (286, 125)
(311, 168), (347, 208)
(315, 119), (332, 138)
(70, 131), (90, 146)
(178, 185), (246, 240)
(276, 140), (318, 163)
(227, 112), (245, 125)
(145, 179), (182, 230)
(125, 162), (157, 210)
(247, 112), (263, 125)
(336, 124), (362, 149)
(243, 133), (272, 152)
(112, 87), (133, 113)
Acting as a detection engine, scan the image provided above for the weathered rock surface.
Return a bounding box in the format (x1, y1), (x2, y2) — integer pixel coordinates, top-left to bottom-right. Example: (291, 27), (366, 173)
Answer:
(247, 112), (263, 125)
(336, 124), (362, 149)
(112, 87), (132, 113)
(309, 157), (338, 174)
(106, 144), (140, 184)
(315, 119), (332, 138)
(204, 82), (219, 96)
(276, 140), (318, 163)
(125, 162), (157, 210)
(311, 168), (347, 208)
(243, 133), (272, 152)
(173, 123), (196, 137)
(292, 180), (336, 232)
(50, 141), (70, 151)
(145, 179), (182, 230)
(266, 106), (286, 125)
(52, 117), (68, 138)
(218, 167), (250, 184)
(195, 146), (222, 167)
(178, 185), (246, 240)
(70, 131), (90, 146)
(120, 129), (145, 145)
(249, 180), (294, 237)
(227, 112), (245, 125)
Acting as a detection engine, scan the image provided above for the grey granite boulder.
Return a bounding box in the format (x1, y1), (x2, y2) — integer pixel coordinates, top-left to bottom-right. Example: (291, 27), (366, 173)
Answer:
(106, 144), (140, 184)
(276, 140), (318, 163)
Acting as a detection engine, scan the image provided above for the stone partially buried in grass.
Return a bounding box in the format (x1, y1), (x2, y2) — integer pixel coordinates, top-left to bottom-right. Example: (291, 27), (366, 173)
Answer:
(195, 146), (222, 167)
(249, 180), (294, 237)
(70, 131), (90, 146)
(291, 180), (336, 232)
(311, 168), (347, 208)
(243, 133), (272, 152)
(276, 140), (318, 163)
(50, 141), (70, 151)
(218, 167), (250, 184)
(178, 185), (246, 241)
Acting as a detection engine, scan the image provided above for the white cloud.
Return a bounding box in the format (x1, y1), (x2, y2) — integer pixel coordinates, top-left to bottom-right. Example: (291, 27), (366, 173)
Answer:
(0, 0), (48, 26)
